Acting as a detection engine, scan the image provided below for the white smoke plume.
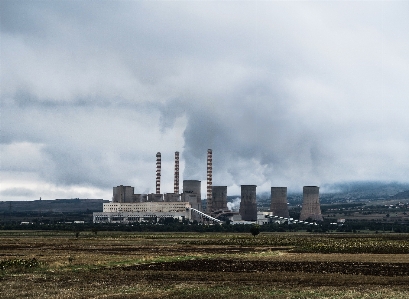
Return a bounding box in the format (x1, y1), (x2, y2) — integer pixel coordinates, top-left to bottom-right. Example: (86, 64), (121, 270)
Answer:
(227, 197), (241, 212)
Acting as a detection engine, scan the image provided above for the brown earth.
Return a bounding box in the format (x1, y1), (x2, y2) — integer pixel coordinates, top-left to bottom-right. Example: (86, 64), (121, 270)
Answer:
(125, 259), (409, 276)
(2, 231), (409, 298)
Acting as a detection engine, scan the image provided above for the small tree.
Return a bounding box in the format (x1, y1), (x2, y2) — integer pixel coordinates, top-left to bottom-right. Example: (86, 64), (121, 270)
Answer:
(91, 227), (98, 235)
(250, 224), (260, 237)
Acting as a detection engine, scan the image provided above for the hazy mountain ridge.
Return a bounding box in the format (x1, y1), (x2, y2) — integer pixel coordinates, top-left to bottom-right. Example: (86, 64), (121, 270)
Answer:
(392, 190), (409, 200)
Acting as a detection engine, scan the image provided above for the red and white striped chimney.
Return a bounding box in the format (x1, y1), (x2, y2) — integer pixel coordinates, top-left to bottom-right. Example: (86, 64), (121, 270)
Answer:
(207, 149), (212, 213)
(156, 152), (161, 194)
(174, 151), (179, 194)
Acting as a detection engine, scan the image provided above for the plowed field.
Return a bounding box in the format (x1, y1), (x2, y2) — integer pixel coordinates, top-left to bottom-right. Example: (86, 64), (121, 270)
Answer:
(127, 259), (409, 276)
(1, 231), (409, 298)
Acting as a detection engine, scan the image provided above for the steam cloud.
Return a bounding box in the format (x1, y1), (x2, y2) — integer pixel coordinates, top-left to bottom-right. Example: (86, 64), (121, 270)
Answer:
(227, 197), (241, 212)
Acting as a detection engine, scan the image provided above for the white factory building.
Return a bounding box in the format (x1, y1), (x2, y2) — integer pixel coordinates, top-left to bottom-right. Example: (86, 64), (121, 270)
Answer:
(93, 201), (191, 223)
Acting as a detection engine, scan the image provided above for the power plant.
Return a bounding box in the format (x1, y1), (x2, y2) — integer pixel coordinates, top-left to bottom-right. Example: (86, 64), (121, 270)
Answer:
(93, 150), (323, 224)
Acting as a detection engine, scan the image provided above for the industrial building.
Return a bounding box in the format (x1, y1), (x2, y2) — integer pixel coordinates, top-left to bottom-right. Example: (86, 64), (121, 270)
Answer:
(112, 185), (132, 202)
(97, 150), (230, 224)
(94, 150), (324, 225)
(300, 186), (323, 221)
(148, 194), (163, 202)
(96, 179), (206, 224)
(181, 180), (202, 221)
(113, 186), (147, 203)
(164, 193), (180, 202)
(93, 202), (191, 223)
(270, 187), (289, 218)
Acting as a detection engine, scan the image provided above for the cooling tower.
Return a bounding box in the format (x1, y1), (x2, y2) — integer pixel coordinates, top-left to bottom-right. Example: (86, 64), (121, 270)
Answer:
(239, 185), (257, 221)
(299, 186), (323, 221)
(270, 187), (289, 218)
(212, 186), (228, 212)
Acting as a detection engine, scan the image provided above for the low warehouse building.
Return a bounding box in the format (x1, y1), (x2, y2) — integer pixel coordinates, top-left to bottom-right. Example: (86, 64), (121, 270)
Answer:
(93, 201), (191, 223)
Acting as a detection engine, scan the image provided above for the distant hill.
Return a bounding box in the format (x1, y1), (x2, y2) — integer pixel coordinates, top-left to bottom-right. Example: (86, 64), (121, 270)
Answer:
(319, 181), (409, 201)
(0, 198), (108, 213)
(391, 190), (409, 200)
(323, 181), (409, 195)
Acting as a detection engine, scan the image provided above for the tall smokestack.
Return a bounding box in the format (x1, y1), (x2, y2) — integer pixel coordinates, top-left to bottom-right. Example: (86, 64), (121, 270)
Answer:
(156, 152), (161, 194)
(206, 149), (212, 214)
(174, 151), (179, 194)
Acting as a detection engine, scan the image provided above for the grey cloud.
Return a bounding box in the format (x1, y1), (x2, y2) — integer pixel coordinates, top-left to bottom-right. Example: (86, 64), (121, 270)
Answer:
(1, 1), (408, 200)
(1, 188), (36, 198)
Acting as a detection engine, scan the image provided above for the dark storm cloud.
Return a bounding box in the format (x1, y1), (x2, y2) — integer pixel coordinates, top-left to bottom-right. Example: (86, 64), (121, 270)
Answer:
(1, 1), (409, 200)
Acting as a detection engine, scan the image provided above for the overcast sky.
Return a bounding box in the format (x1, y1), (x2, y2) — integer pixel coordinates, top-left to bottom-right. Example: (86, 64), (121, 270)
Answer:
(1, 1), (408, 201)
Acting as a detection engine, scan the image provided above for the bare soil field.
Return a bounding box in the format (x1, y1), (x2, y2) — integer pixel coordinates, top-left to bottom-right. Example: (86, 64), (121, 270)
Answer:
(1, 231), (409, 298)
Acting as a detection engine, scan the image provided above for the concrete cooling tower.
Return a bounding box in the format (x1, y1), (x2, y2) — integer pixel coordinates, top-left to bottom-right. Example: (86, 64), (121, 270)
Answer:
(270, 187), (289, 218)
(299, 186), (323, 221)
(239, 185), (257, 221)
(211, 186), (228, 212)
